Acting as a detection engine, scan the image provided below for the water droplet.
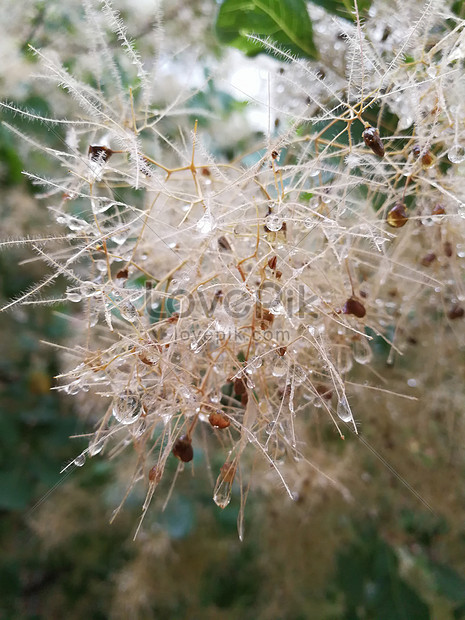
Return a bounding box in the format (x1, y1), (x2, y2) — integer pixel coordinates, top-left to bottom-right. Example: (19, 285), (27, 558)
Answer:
(197, 211), (216, 234)
(210, 391), (221, 404)
(95, 259), (107, 273)
(213, 462), (236, 509)
(88, 304), (100, 327)
(213, 487), (231, 509)
(448, 145), (465, 164)
(74, 454), (86, 467)
(88, 439), (104, 456)
(66, 288), (82, 303)
(272, 357), (287, 377)
(111, 231), (128, 245)
(291, 365), (306, 385)
(304, 217), (313, 229)
(352, 339), (373, 364)
(92, 199), (113, 215)
(119, 302), (138, 322)
(245, 376), (255, 389)
(265, 214), (283, 232)
(112, 393), (141, 425)
(249, 356), (262, 370)
(387, 203), (408, 228)
(336, 347), (353, 374)
(337, 396), (352, 423)
(80, 282), (96, 298)
(66, 380), (81, 395)
(269, 298), (285, 315)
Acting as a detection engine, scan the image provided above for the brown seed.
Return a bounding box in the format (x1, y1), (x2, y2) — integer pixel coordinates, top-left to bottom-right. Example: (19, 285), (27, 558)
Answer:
(220, 461), (236, 484)
(201, 167), (211, 176)
(88, 145), (113, 162)
(343, 297), (366, 318)
(315, 384), (332, 400)
(148, 466), (162, 483)
(421, 252), (436, 267)
(362, 127), (384, 157)
(432, 204), (446, 216)
(387, 203), (408, 228)
(172, 435), (194, 462)
(448, 305), (464, 320)
(208, 411), (230, 429)
(116, 267), (129, 279)
(444, 241), (453, 257)
(275, 270), (282, 280)
(412, 145), (434, 167)
(234, 377), (246, 395)
(277, 346), (287, 356)
(271, 150), (279, 160)
(255, 304), (274, 329)
(268, 255), (278, 271)
(241, 392), (249, 406)
(218, 236), (232, 252)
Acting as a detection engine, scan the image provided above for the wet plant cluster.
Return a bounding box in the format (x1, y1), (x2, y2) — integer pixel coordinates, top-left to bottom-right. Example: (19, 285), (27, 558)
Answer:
(2, 0), (465, 537)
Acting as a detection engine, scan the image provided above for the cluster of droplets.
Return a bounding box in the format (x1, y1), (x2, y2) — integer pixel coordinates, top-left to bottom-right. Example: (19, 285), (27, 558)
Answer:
(8, 0), (465, 532)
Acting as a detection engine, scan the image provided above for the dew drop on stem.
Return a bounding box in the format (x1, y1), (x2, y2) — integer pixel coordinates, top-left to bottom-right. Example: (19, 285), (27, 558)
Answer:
(337, 396), (352, 423)
(74, 453), (86, 467)
(448, 145), (465, 164)
(112, 393), (141, 425)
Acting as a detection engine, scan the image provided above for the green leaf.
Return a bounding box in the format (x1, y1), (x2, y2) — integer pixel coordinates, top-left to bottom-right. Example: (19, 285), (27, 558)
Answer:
(216, 0), (318, 60)
(310, 0), (373, 21)
(430, 563), (465, 603)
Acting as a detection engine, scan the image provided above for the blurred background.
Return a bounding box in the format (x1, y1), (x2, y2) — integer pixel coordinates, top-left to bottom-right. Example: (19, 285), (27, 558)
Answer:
(1, 1), (465, 618)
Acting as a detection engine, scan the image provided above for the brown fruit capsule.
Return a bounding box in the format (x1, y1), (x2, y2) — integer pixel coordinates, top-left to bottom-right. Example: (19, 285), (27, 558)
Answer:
(88, 145), (113, 162)
(432, 204), (446, 216)
(315, 384), (333, 400)
(116, 267), (129, 279)
(234, 377), (246, 395)
(421, 252), (436, 267)
(387, 203), (408, 228)
(220, 461), (236, 484)
(148, 466), (162, 483)
(268, 255), (278, 271)
(241, 392), (249, 407)
(362, 127), (384, 157)
(172, 435), (194, 462)
(448, 305), (464, 320)
(412, 145), (434, 167)
(255, 304), (274, 329)
(343, 297), (366, 318)
(208, 411), (230, 429)
(444, 241), (453, 257)
(218, 236), (232, 252)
